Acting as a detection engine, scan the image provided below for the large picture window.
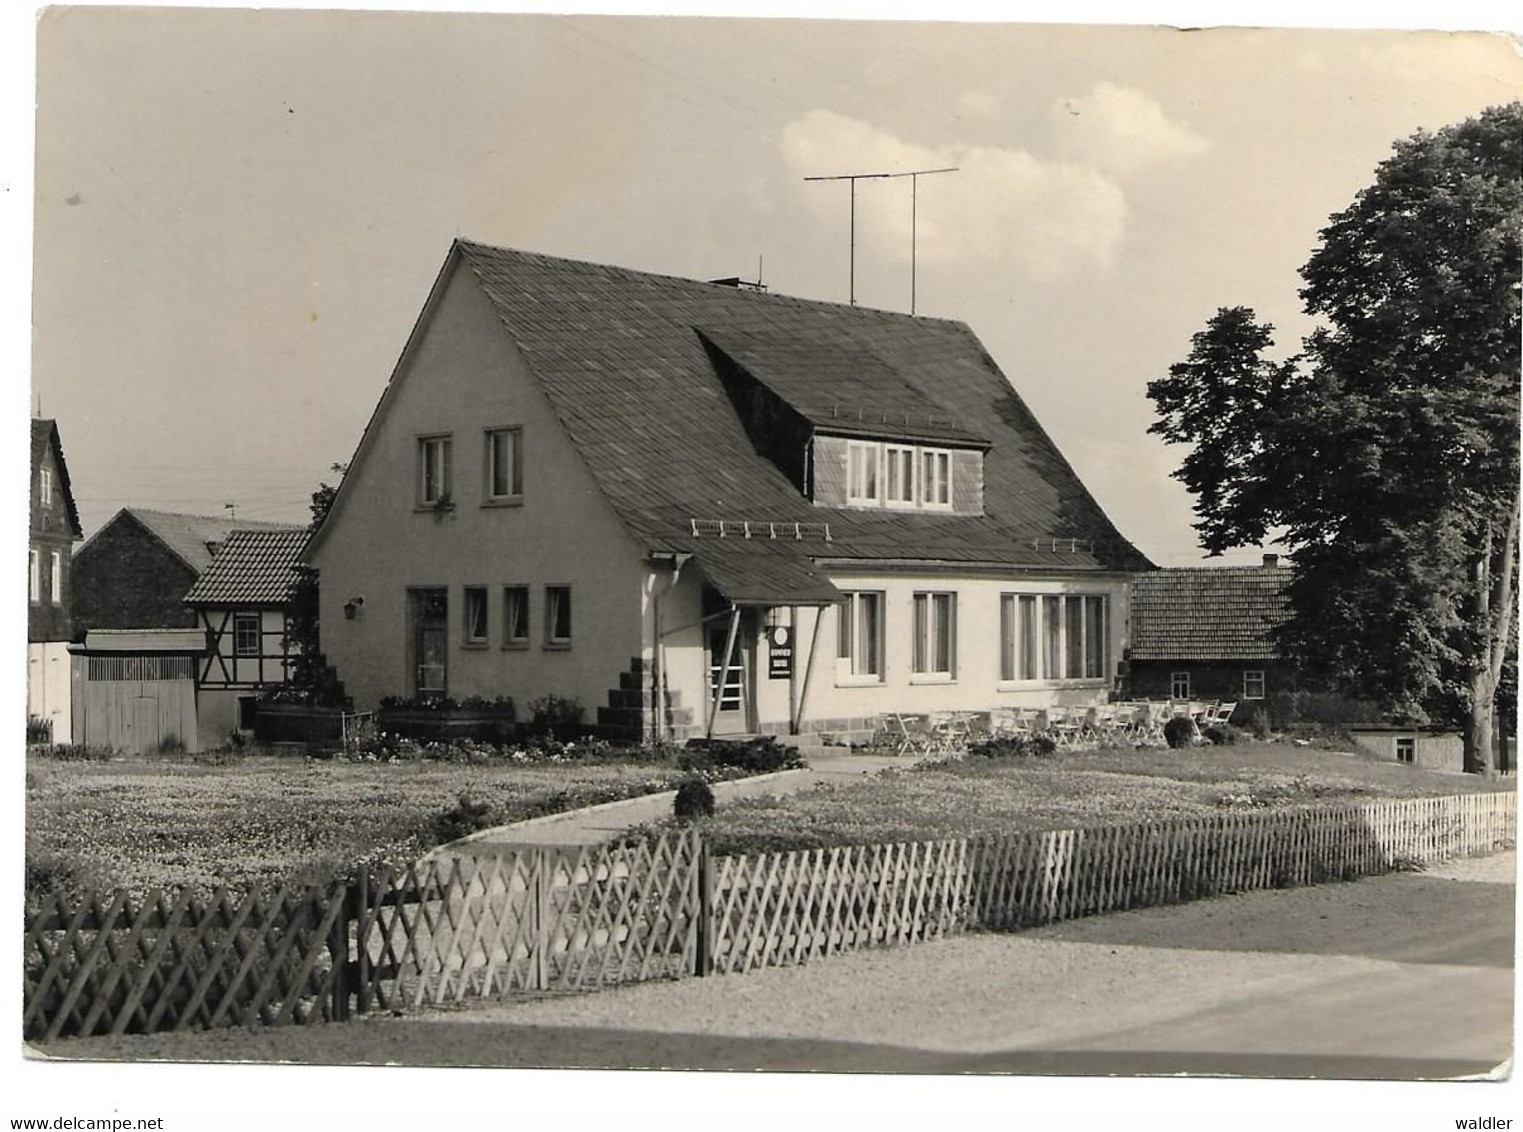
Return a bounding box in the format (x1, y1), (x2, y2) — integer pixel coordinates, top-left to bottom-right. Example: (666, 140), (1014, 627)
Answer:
(1000, 593), (1109, 682)
(837, 591), (884, 681)
(912, 591), (956, 677)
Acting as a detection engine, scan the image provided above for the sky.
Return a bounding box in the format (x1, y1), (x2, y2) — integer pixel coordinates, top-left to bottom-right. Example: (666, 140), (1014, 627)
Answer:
(22, 7), (1523, 566)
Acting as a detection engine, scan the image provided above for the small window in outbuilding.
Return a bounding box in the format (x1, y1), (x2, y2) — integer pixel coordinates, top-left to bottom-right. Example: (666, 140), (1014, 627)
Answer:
(1395, 736), (1415, 764)
(1243, 670), (1266, 700)
(1170, 671), (1191, 700)
(233, 614), (261, 657)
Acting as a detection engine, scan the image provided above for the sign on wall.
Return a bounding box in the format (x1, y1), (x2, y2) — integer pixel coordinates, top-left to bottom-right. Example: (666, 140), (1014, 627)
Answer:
(767, 625), (793, 680)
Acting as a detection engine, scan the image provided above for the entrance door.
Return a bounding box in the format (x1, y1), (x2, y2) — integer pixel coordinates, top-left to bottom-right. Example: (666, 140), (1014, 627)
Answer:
(408, 588), (449, 699)
(706, 613), (755, 736)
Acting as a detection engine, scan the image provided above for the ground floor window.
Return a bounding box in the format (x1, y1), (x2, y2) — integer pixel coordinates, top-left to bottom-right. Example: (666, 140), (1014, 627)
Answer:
(503, 585), (529, 647)
(1396, 736), (1415, 764)
(1171, 671), (1191, 700)
(1001, 593), (1108, 681)
(545, 585), (572, 646)
(837, 591), (884, 680)
(1243, 669), (1266, 700)
(463, 586), (489, 644)
(912, 592), (957, 677)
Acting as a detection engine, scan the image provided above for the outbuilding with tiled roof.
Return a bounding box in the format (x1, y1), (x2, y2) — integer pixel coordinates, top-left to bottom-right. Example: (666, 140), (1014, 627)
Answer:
(1127, 556), (1293, 711)
(185, 529), (310, 742)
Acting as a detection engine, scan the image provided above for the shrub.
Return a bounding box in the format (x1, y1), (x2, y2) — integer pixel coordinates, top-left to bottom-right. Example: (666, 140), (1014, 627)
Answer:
(967, 733), (1058, 759)
(430, 792), (498, 845)
(1203, 724), (1241, 746)
(1247, 707), (1272, 740)
(681, 736), (805, 774)
(1163, 716), (1196, 749)
(31, 743), (117, 762)
(26, 715), (53, 745)
(528, 694), (585, 739)
(673, 778), (716, 821)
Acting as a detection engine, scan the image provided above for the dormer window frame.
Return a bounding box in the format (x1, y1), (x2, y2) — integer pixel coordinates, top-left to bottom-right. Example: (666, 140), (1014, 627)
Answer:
(846, 440), (881, 505)
(839, 436), (957, 512)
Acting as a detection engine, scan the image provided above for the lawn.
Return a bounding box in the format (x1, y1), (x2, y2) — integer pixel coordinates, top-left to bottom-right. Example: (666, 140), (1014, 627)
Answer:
(673, 742), (1517, 857)
(25, 750), (719, 898)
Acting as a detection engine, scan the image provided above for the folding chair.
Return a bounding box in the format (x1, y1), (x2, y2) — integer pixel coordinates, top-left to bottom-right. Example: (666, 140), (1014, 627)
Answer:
(1046, 705), (1083, 748)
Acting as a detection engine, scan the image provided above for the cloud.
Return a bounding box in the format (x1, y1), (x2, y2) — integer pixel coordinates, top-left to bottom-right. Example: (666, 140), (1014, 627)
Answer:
(956, 89), (1000, 119)
(1052, 82), (1210, 176)
(781, 109), (1126, 275)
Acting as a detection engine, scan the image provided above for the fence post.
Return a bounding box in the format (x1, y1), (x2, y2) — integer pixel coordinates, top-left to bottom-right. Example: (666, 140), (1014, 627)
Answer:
(354, 867), (371, 1015)
(695, 832), (714, 977)
(529, 849), (549, 992)
(328, 885), (351, 1023)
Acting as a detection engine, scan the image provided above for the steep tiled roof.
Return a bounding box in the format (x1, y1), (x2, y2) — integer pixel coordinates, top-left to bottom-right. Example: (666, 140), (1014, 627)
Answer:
(32, 418), (82, 538)
(183, 529), (309, 606)
(444, 242), (1149, 573)
(79, 509), (300, 575)
(1130, 565), (1292, 661)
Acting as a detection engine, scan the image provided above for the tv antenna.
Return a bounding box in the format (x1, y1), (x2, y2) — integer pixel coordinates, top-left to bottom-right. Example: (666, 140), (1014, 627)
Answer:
(803, 166), (958, 312)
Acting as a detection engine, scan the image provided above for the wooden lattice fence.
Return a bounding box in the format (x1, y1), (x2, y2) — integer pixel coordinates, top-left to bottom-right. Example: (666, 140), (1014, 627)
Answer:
(24, 793), (1514, 1042)
(24, 884), (348, 1042)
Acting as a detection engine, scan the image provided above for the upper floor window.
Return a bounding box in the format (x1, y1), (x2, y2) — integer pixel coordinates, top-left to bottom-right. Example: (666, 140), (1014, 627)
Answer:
(847, 441), (880, 504)
(486, 427), (523, 502)
(49, 552), (61, 606)
(843, 439), (954, 511)
(233, 613), (261, 657)
(418, 435), (453, 506)
(39, 468), (52, 507)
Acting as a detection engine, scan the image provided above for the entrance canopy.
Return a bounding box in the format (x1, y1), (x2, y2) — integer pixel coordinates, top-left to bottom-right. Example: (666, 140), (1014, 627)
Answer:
(686, 537), (842, 607)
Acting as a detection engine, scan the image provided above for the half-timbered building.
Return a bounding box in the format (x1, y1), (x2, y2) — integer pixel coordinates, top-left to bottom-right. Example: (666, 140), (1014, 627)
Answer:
(184, 528), (308, 740)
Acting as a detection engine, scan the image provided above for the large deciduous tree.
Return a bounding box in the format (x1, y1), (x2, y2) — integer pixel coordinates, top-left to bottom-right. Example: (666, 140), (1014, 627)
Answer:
(1148, 104), (1521, 772)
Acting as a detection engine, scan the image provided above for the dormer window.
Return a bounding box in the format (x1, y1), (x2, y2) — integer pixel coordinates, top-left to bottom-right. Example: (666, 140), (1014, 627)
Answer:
(843, 439), (955, 511)
(847, 441), (881, 504)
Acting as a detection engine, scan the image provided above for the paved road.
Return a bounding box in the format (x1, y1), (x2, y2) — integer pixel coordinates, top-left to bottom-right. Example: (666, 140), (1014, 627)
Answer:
(56, 853), (1514, 1080)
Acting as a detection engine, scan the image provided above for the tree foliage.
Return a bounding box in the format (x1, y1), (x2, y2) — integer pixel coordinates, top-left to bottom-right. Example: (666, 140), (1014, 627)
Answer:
(280, 469), (347, 707)
(1148, 104), (1521, 770)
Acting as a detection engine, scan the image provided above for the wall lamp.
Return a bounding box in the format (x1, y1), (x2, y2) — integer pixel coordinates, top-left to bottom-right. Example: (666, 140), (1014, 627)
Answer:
(343, 596), (365, 620)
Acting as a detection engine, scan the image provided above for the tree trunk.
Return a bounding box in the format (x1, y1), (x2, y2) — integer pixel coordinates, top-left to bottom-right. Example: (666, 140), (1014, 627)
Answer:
(1466, 498), (1522, 777)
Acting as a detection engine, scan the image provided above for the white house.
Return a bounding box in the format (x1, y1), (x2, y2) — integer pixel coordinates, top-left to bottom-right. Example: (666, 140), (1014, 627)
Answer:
(305, 241), (1152, 741)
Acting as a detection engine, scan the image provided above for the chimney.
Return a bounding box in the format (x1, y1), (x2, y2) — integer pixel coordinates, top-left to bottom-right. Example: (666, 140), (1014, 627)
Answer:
(1262, 553), (1280, 568)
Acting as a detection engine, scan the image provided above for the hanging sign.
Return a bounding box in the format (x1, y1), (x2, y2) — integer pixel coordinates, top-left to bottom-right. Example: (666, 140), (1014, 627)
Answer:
(767, 625), (793, 679)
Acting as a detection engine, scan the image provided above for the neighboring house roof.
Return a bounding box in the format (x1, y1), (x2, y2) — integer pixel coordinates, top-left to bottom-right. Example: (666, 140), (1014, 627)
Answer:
(77, 508), (300, 575)
(74, 629), (208, 654)
(1130, 564), (1293, 661)
(183, 529), (309, 606)
(31, 418), (82, 538)
(310, 241), (1152, 580)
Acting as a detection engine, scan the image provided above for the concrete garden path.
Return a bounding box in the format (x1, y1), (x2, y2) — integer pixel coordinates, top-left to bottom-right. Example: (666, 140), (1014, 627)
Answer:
(436, 749), (935, 853)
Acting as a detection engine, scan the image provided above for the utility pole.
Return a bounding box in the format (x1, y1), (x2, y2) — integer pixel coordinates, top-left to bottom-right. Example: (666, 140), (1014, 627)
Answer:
(804, 166), (957, 312)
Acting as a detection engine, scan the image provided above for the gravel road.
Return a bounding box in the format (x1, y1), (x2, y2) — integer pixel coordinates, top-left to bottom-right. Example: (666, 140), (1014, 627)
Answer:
(44, 851), (1513, 1078)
